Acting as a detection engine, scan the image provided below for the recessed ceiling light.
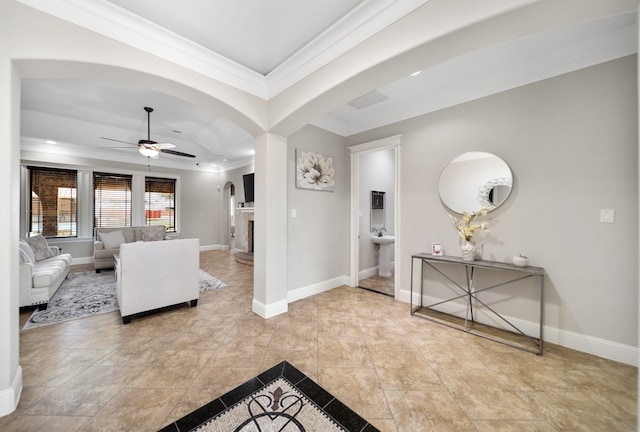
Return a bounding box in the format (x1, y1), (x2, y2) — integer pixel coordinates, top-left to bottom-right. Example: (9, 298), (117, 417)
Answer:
(45, 140), (57, 144)
(410, 71), (422, 77)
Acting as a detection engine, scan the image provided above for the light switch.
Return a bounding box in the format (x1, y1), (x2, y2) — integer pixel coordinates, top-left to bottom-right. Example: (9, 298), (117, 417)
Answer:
(291, 209), (297, 218)
(600, 209), (615, 223)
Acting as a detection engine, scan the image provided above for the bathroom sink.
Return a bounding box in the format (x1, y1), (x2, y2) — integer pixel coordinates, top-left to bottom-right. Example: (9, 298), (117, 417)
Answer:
(372, 235), (395, 245)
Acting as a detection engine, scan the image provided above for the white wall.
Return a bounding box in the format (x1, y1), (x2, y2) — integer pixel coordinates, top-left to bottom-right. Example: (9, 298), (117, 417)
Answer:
(179, 169), (226, 247)
(287, 125), (350, 294)
(348, 56), (638, 362)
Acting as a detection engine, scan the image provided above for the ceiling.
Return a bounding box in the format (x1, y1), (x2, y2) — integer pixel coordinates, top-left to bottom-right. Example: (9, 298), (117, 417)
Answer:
(18, 0), (638, 172)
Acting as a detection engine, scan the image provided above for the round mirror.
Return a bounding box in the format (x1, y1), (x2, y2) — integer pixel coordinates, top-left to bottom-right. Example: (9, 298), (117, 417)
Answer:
(438, 151), (513, 214)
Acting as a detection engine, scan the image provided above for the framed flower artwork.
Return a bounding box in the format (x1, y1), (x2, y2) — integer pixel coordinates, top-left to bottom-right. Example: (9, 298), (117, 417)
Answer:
(295, 149), (335, 191)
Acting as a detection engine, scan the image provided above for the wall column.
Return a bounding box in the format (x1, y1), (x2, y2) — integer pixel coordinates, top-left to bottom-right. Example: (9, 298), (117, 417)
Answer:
(0, 58), (22, 416)
(252, 133), (288, 318)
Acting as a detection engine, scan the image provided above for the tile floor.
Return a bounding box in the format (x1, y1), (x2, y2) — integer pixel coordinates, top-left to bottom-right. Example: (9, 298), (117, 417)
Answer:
(3, 250), (637, 431)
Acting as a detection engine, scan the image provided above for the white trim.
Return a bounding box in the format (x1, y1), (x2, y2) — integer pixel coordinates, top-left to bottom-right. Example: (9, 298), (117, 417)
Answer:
(16, 0), (429, 99)
(349, 154), (360, 287)
(397, 288), (639, 366)
(266, 0), (429, 98)
(200, 244), (229, 252)
(16, 0), (267, 98)
(288, 276), (350, 303)
(359, 266), (378, 281)
(0, 366), (22, 417)
(348, 134), (403, 154)
(349, 135), (402, 294)
(70, 257), (93, 266)
(252, 298), (288, 319)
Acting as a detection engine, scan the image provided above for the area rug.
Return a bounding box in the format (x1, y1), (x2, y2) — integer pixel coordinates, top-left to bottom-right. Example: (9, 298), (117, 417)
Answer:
(23, 269), (226, 330)
(160, 361), (380, 432)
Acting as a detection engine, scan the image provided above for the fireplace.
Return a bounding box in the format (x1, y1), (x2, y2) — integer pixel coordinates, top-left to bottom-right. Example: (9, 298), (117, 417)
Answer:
(235, 208), (254, 265)
(247, 220), (254, 253)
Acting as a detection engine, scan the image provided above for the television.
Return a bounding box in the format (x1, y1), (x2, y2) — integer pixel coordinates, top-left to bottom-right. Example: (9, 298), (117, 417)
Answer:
(242, 173), (255, 203)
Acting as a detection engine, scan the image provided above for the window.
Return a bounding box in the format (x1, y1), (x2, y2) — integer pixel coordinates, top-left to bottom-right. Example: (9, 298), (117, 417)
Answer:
(145, 177), (176, 231)
(29, 167), (77, 237)
(93, 172), (132, 229)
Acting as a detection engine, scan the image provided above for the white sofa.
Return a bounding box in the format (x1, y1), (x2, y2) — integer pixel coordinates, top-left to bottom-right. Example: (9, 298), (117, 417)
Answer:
(19, 238), (72, 309)
(116, 238), (200, 324)
(94, 225), (167, 272)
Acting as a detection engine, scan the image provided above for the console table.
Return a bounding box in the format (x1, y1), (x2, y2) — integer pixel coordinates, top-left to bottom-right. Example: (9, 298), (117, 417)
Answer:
(410, 253), (545, 354)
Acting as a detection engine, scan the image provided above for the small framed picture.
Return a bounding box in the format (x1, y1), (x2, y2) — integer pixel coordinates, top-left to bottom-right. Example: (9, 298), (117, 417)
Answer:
(432, 242), (443, 256)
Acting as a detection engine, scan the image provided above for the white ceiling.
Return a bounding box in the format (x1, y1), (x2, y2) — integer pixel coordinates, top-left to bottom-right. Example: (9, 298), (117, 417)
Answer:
(107, 0), (367, 76)
(18, 0), (638, 172)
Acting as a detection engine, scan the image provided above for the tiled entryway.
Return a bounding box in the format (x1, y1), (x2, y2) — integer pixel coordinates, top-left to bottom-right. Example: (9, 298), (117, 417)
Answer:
(3, 250), (637, 431)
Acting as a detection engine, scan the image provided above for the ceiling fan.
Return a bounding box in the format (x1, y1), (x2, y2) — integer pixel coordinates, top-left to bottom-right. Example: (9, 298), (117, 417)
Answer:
(101, 107), (196, 159)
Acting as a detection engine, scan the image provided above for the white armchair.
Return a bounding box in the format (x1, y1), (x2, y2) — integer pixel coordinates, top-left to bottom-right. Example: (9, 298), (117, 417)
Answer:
(116, 238), (200, 324)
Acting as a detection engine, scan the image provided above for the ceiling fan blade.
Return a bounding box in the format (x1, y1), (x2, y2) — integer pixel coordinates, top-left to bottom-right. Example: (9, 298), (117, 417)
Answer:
(100, 137), (137, 145)
(161, 148), (196, 158)
(155, 142), (176, 149)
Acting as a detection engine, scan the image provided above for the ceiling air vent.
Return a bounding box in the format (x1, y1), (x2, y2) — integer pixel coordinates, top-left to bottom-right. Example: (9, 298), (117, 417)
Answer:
(347, 90), (389, 110)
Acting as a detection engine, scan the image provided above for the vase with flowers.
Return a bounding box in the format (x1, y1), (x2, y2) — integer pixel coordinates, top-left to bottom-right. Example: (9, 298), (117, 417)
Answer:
(450, 208), (490, 261)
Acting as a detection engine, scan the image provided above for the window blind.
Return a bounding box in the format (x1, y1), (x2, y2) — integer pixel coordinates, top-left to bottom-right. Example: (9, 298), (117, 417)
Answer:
(29, 167), (78, 238)
(145, 177), (176, 231)
(93, 172), (132, 229)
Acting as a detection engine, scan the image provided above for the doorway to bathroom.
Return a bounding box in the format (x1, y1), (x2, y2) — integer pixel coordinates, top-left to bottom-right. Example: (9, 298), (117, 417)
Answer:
(349, 135), (401, 298)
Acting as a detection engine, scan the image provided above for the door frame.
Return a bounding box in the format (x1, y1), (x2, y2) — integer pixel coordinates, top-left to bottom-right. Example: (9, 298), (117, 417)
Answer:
(348, 134), (402, 297)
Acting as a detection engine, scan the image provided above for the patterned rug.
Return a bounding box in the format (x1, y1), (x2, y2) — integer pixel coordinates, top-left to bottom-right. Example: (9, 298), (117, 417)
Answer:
(160, 361), (379, 432)
(23, 270), (226, 330)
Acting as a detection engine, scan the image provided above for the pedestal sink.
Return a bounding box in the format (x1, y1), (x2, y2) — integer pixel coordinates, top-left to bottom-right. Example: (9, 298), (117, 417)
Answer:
(372, 235), (395, 277)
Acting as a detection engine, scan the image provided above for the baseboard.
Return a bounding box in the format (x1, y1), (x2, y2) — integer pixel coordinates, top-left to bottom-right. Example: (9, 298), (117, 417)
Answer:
(71, 256), (93, 266)
(200, 244), (229, 251)
(252, 298), (288, 319)
(398, 288), (639, 366)
(359, 267), (378, 280)
(288, 276), (350, 303)
(0, 366), (22, 417)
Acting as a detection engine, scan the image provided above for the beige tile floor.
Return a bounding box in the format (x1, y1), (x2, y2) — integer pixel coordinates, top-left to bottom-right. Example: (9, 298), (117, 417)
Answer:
(3, 250), (637, 431)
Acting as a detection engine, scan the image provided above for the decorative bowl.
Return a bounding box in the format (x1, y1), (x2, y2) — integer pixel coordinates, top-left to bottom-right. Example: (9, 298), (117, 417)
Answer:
(513, 255), (529, 267)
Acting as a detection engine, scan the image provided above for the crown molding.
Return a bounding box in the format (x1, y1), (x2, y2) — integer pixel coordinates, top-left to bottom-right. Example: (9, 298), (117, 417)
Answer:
(265, 0), (429, 98)
(17, 0), (269, 98)
(17, 0), (428, 101)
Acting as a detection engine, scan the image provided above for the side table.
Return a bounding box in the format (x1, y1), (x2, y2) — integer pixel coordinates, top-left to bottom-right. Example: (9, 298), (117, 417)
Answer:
(410, 253), (545, 354)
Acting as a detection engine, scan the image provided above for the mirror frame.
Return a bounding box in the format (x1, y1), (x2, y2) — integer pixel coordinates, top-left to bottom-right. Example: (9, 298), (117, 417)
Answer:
(438, 151), (513, 214)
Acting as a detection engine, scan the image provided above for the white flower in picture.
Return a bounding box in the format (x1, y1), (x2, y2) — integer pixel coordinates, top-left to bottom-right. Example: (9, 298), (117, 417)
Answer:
(296, 150), (335, 191)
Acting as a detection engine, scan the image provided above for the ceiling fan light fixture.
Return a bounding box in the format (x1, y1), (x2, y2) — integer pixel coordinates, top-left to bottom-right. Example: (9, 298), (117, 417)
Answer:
(139, 147), (159, 158)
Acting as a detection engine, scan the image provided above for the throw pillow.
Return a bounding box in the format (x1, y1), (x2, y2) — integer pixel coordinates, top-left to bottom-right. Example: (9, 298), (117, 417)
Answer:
(99, 230), (126, 250)
(24, 235), (55, 262)
(142, 227), (166, 242)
